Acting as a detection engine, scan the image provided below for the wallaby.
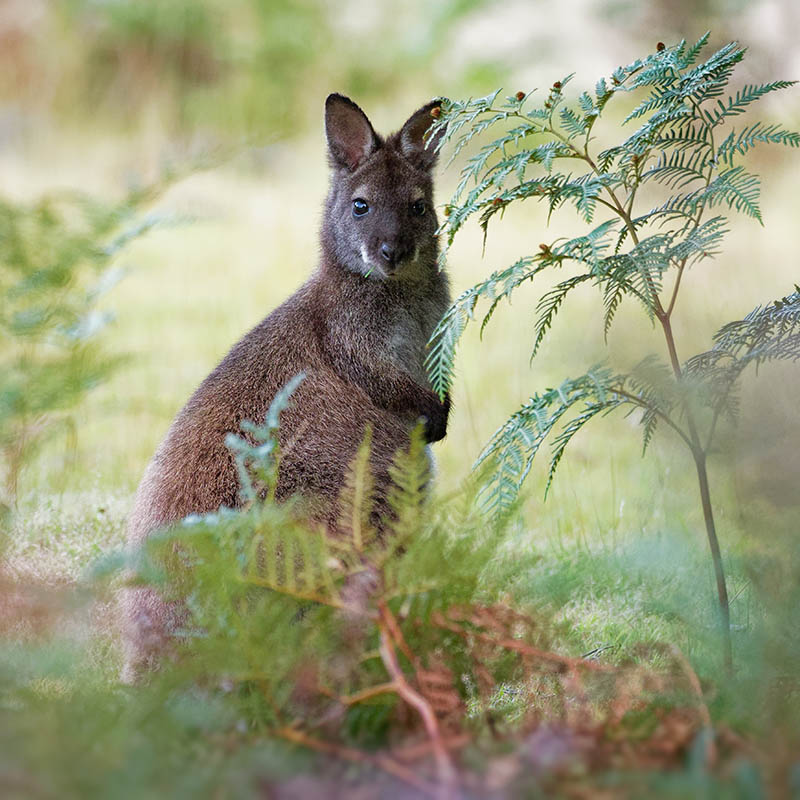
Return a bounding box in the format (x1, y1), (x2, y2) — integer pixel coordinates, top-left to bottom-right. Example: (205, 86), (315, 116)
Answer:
(120, 94), (451, 682)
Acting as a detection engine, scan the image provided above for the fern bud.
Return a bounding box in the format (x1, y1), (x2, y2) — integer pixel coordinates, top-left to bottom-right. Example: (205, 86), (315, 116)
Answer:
(430, 106), (441, 119)
(443, 205), (451, 217)
(552, 81), (562, 90)
(492, 197), (504, 207)
(657, 42), (665, 51)
(539, 243), (550, 253)
(515, 91), (525, 101)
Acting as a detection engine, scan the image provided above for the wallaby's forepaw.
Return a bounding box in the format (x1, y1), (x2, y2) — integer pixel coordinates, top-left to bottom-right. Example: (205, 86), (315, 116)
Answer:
(422, 393), (450, 443)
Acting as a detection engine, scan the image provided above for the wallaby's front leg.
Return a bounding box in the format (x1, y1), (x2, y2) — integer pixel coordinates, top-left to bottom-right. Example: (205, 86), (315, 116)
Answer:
(420, 391), (450, 443)
(355, 368), (450, 443)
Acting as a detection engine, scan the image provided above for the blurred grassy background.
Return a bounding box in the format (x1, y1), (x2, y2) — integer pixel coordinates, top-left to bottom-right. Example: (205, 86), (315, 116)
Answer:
(2, 0), (799, 673)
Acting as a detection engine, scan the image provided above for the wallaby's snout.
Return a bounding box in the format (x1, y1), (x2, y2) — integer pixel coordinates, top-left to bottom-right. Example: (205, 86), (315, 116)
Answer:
(379, 239), (408, 272)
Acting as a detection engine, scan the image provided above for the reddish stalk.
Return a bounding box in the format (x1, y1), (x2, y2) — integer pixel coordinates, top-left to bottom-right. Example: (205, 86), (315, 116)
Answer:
(378, 603), (459, 800)
(431, 611), (615, 673)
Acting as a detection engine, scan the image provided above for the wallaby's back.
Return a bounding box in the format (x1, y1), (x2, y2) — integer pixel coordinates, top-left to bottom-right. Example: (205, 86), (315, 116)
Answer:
(122, 93), (451, 681)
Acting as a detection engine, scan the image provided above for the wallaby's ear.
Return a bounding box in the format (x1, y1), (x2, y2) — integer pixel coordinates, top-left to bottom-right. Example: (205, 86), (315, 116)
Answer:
(398, 99), (444, 171)
(325, 93), (380, 172)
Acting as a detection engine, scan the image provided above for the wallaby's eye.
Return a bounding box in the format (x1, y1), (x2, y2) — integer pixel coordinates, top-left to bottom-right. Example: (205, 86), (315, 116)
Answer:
(352, 198), (369, 217)
(411, 199), (426, 217)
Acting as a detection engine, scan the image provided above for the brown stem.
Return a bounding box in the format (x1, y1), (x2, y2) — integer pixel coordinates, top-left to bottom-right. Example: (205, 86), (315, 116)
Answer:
(338, 681), (398, 706)
(659, 316), (732, 672)
(609, 386), (693, 449)
(378, 603), (459, 799)
(665, 260), (687, 318)
(659, 313), (683, 377)
(431, 612), (615, 673)
(660, 315), (732, 672)
(692, 449), (733, 673)
(379, 599), (417, 664)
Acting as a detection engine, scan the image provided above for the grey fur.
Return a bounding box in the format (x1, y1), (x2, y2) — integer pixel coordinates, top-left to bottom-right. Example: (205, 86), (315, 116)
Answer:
(120, 94), (451, 682)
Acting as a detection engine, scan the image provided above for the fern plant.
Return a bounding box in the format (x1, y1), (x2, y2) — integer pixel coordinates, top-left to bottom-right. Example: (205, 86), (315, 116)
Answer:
(126, 382), (723, 798)
(426, 34), (799, 671)
(0, 188), (166, 514)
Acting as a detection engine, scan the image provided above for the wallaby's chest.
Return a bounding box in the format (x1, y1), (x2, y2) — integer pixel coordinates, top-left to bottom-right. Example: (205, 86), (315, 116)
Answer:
(326, 277), (449, 389)
(382, 295), (445, 387)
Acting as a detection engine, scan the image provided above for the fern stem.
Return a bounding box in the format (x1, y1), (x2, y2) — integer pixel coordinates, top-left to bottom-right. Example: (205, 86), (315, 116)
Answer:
(337, 681), (399, 706)
(660, 312), (733, 673)
(609, 386), (692, 448)
(692, 449), (733, 673)
(378, 603), (459, 799)
(665, 261), (686, 318)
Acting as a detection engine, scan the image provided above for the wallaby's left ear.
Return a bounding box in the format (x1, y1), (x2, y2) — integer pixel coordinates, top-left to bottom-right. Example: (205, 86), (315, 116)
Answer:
(399, 99), (445, 171)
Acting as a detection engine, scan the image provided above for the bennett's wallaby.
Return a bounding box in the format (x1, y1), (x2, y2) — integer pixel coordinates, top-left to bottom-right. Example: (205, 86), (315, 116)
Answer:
(121, 94), (451, 681)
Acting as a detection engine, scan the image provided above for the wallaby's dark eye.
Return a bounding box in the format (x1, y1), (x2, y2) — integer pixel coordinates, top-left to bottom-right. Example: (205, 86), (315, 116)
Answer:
(411, 199), (426, 216)
(352, 198), (369, 217)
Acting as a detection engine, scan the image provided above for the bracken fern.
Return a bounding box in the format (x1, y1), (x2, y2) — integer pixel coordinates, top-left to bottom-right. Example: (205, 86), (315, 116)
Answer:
(425, 34), (799, 671)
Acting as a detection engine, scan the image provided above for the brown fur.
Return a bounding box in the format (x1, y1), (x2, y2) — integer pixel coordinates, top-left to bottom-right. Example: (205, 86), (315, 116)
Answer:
(120, 94), (451, 681)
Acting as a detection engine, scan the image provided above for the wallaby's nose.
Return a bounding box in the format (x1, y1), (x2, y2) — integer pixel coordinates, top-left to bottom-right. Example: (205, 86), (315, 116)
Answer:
(380, 242), (396, 264)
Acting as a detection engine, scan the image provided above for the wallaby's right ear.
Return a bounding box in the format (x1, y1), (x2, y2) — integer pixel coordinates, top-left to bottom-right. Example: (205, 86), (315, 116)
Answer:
(325, 94), (380, 172)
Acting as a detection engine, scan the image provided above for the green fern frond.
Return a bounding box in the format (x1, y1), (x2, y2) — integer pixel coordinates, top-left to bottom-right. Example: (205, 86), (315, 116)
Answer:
(703, 81), (797, 127)
(716, 123), (800, 165)
(426, 294), (470, 400)
(668, 216), (728, 265)
(545, 401), (610, 496)
(337, 427), (377, 553)
(475, 367), (630, 514)
(640, 147), (710, 190)
(531, 273), (593, 357)
(560, 106), (588, 139)
(684, 290), (800, 422)
(679, 32), (711, 68)
(706, 289), (800, 365)
(651, 119), (714, 153)
(601, 279), (627, 340)
(477, 256), (542, 336)
(225, 373), (305, 503)
(701, 166), (762, 223)
(384, 425), (432, 550)
(623, 85), (683, 124)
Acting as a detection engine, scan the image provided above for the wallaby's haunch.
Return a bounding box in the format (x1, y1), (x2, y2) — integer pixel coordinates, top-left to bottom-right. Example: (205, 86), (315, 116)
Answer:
(121, 94), (451, 681)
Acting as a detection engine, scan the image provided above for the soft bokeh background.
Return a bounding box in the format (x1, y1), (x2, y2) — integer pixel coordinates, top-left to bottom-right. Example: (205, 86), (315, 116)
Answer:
(2, 0), (798, 664)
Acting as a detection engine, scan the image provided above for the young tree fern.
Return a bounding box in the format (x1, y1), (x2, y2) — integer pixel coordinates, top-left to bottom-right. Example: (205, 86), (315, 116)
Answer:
(426, 34), (799, 671)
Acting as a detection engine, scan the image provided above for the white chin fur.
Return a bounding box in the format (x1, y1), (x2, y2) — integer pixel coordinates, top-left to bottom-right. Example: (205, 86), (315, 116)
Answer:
(359, 247), (384, 278)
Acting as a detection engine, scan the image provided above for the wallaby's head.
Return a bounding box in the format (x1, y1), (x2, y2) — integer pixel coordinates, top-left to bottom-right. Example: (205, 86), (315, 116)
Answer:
(322, 93), (444, 281)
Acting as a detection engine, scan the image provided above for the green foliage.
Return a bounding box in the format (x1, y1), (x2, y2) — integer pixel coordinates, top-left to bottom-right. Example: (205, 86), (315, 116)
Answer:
(3, 354), (799, 796)
(0, 189), (162, 508)
(224, 372), (306, 504)
(9, 0), (495, 139)
(425, 35), (798, 673)
(426, 35), (798, 511)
